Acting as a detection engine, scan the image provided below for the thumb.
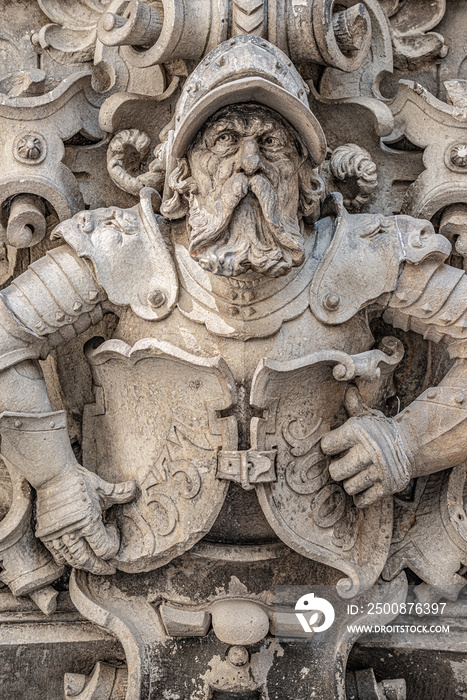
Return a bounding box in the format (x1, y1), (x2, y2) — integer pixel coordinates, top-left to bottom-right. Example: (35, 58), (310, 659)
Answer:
(96, 476), (137, 510)
(77, 467), (137, 510)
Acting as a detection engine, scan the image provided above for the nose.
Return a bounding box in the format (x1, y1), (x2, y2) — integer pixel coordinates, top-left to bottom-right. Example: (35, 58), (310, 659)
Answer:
(237, 138), (261, 176)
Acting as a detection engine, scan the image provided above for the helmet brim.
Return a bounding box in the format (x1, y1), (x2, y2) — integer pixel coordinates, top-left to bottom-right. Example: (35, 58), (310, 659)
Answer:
(172, 77), (326, 167)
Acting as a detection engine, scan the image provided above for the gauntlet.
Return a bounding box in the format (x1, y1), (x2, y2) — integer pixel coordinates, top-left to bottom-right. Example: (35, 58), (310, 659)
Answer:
(0, 410), (136, 574)
(321, 413), (411, 508)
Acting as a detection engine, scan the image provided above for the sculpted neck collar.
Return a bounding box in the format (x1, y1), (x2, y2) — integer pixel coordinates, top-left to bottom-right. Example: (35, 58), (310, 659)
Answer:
(174, 224), (331, 340)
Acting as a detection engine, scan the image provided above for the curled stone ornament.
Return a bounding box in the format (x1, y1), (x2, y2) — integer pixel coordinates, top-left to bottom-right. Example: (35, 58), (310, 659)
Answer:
(285, 452), (329, 494)
(13, 132), (46, 165)
(312, 483), (347, 529)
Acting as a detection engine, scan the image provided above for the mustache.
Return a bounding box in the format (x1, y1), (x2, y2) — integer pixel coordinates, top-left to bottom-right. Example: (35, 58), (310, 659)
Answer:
(188, 171), (303, 263)
(188, 172), (248, 256)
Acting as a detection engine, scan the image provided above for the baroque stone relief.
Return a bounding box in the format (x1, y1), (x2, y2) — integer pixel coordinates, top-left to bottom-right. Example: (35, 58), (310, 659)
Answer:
(1, 1), (467, 698)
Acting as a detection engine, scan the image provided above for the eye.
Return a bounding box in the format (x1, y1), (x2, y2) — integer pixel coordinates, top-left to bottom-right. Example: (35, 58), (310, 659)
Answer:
(214, 132), (237, 145)
(261, 135), (281, 148)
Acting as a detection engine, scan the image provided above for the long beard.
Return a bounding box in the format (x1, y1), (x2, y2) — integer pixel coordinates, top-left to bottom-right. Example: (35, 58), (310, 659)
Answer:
(187, 172), (305, 277)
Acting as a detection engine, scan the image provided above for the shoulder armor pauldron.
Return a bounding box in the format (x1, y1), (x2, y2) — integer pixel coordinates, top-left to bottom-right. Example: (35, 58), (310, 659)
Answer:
(54, 188), (179, 322)
(309, 193), (451, 325)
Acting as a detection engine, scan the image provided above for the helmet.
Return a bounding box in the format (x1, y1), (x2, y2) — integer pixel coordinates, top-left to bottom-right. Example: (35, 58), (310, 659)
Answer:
(171, 35), (327, 167)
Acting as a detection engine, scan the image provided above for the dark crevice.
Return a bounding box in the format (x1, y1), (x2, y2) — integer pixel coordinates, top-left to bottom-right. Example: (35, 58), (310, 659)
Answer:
(382, 135), (424, 153)
(63, 131), (102, 147)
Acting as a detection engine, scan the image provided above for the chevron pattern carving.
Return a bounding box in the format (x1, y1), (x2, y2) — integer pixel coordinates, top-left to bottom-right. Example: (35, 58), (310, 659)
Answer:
(232, 0), (265, 36)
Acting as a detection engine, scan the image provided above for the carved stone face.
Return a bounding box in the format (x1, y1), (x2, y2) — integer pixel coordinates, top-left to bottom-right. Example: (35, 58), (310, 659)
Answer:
(182, 104), (311, 277)
(69, 206), (142, 242)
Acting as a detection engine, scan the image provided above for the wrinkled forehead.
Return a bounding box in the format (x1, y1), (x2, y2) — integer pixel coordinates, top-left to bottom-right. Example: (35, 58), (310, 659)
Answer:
(192, 104), (304, 147)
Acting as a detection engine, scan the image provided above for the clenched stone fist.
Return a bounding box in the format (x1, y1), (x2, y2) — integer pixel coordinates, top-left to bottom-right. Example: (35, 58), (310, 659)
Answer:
(35, 465), (136, 574)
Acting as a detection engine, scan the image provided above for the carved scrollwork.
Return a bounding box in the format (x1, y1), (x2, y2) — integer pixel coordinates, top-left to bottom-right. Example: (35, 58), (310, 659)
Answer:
(34, 0), (111, 65)
(0, 72), (106, 250)
(97, 0), (163, 48)
(332, 500), (362, 551)
(3, 3), (467, 697)
(143, 490), (179, 536)
(313, 0), (394, 136)
(283, 428), (361, 550)
(381, 0), (447, 71)
(390, 79), (467, 219)
(282, 416), (323, 457)
(95, 0), (374, 70)
(285, 450), (328, 495)
(312, 483), (347, 529)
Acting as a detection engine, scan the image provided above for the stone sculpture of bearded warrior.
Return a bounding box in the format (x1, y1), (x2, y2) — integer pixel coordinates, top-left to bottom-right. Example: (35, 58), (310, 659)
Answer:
(0, 34), (467, 697)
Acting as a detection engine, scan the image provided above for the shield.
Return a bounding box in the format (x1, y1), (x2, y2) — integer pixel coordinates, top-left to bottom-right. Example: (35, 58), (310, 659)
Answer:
(82, 338), (237, 573)
(251, 351), (394, 597)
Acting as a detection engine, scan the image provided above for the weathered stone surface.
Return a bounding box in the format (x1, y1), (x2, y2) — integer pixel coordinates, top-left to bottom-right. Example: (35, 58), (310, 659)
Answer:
(2, 1), (467, 698)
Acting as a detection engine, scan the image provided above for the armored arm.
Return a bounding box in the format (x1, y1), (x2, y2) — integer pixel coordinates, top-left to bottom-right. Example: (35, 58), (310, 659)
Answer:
(0, 245), (135, 572)
(322, 218), (467, 506)
(0, 243), (107, 487)
(382, 256), (467, 479)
